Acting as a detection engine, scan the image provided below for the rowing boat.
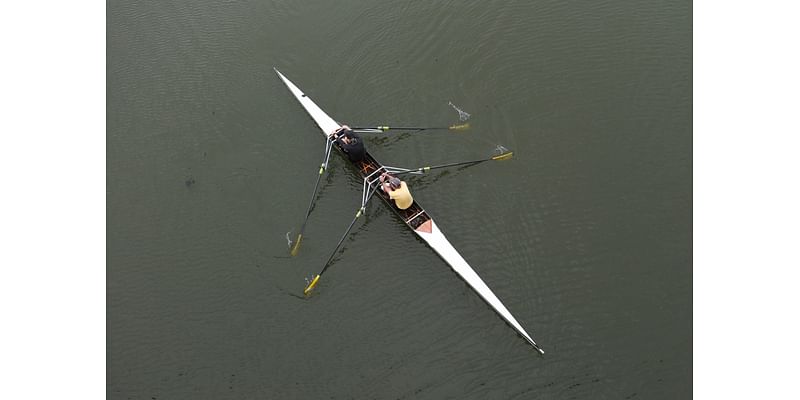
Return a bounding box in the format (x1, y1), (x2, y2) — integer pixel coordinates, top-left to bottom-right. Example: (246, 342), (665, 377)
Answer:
(274, 68), (544, 354)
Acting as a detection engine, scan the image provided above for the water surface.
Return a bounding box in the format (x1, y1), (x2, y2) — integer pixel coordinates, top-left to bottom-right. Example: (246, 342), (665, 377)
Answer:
(108, 0), (691, 398)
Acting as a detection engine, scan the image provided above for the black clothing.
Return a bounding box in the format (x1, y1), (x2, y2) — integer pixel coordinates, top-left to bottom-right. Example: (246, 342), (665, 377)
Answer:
(335, 129), (366, 162)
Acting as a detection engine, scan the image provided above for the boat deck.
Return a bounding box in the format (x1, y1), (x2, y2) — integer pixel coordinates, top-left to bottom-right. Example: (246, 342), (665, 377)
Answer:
(335, 142), (432, 232)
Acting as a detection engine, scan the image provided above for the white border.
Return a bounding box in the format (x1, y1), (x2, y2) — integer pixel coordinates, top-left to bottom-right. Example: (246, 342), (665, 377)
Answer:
(3, 0), (800, 397)
(0, 2), (105, 399)
(695, 1), (800, 398)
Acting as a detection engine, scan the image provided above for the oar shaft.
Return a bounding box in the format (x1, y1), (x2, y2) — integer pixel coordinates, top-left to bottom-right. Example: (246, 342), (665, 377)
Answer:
(350, 123), (469, 132)
(299, 166), (324, 227)
(319, 208), (363, 277)
(304, 184), (383, 294)
(302, 141), (334, 222)
(351, 126), (442, 131)
(424, 158), (489, 170)
(304, 207), (365, 294)
(394, 152), (513, 176)
(291, 139), (334, 256)
(394, 159), (488, 175)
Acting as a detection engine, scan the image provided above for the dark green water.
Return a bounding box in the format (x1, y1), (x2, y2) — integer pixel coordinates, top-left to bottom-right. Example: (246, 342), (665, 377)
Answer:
(108, 0), (691, 398)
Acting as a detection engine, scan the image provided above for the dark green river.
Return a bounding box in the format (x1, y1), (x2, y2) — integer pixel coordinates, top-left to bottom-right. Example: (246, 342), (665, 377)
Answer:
(108, 0), (691, 398)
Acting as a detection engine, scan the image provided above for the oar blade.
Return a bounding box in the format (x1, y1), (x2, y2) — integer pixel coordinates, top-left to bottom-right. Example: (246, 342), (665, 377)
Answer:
(290, 234), (303, 256)
(304, 274), (321, 295)
(448, 123), (470, 131)
(491, 152), (513, 161)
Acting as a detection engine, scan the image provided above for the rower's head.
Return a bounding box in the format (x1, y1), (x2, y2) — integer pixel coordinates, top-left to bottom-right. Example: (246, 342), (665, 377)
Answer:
(389, 177), (402, 189)
(340, 128), (356, 142)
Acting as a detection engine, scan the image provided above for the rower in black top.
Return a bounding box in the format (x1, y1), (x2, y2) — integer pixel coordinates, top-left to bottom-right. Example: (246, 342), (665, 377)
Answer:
(330, 125), (365, 162)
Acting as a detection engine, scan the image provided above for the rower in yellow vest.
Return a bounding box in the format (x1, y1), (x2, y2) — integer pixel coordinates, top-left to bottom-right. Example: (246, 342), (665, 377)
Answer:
(380, 172), (413, 210)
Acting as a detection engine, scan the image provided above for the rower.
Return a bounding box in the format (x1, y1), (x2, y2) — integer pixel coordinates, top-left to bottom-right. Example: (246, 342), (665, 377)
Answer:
(330, 125), (365, 162)
(379, 172), (413, 210)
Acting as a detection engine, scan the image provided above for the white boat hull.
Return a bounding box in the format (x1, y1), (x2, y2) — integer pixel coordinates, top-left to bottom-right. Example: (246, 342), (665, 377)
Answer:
(415, 219), (542, 351)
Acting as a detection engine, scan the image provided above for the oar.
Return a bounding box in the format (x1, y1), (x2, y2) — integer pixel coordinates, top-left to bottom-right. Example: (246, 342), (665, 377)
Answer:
(304, 183), (382, 294)
(290, 139), (335, 256)
(351, 123), (470, 133)
(394, 151), (513, 175)
(304, 207), (365, 294)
